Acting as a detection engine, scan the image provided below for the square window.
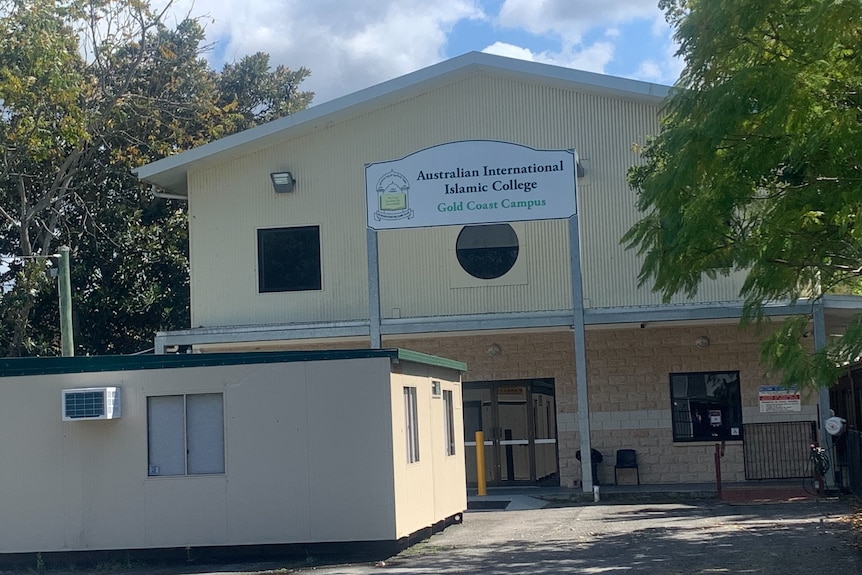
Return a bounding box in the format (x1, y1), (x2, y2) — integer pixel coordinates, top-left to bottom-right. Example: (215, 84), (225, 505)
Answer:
(257, 226), (322, 293)
(670, 371), (743, 442)
(148, 393), (225, 476)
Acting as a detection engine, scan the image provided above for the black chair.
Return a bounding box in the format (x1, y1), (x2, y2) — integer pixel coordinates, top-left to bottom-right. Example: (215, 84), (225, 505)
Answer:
(576, 448), (604, 485)
(614, 449), (640, 485)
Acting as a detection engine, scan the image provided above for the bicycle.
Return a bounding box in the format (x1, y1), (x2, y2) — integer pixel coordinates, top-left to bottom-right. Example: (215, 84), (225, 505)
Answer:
(808, 443), (830, 496)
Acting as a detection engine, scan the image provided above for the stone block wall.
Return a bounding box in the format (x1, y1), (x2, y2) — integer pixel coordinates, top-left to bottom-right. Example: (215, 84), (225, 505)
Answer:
(277, 321), (818, 487)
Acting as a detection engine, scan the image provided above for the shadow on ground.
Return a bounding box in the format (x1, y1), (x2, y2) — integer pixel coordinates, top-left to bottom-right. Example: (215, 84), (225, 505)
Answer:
(375, 500), (861, 575)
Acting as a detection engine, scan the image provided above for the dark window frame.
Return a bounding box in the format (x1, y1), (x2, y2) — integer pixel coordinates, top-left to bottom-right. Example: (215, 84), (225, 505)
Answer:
(257, 226), (322, 293)
(404, 386), (420, 463)
(443, 388), (456, 456)
(669, 371), (743, 442)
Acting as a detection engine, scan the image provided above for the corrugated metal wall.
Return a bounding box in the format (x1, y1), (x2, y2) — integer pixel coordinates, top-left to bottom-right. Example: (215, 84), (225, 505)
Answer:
(188, 74), (746, 328)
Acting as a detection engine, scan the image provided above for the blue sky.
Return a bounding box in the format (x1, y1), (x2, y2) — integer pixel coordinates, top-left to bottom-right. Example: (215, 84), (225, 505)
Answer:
(161, 0), (682, 105)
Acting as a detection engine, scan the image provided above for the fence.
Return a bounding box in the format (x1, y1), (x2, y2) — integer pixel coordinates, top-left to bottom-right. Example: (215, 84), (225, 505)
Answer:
(743, 421), (817, 480)
(846, 429), (862, 499)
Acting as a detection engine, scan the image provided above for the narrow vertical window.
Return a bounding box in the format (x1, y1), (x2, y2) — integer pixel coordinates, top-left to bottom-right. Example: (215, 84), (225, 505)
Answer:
(186, 393), (225, 474)
(147, 395), (186, 475)
(404, 386), (419, 463)
(443, 389), (456, 456)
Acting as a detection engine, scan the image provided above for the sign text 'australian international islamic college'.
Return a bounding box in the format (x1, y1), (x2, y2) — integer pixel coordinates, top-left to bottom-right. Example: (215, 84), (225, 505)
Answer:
(365, 140), (577, 230)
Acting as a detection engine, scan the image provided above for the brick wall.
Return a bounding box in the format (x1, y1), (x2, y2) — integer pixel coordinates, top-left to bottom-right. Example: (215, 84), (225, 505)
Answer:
(389, 321), (818, 487)
(275, 322), (818, 487)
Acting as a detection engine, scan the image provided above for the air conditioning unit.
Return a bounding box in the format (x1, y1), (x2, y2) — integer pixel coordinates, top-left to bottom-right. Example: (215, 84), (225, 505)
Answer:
(62, 387), (121, 421)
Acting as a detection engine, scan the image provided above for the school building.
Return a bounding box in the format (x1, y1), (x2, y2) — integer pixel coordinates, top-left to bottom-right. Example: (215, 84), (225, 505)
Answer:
(136, 51), (861, 491)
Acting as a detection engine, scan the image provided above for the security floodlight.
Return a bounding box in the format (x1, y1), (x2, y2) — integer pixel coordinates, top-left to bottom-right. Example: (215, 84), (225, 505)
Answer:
(270, 171), (295, 193)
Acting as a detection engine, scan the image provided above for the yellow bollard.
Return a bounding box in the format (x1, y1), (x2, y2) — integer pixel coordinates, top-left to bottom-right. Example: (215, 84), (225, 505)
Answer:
(475, 430), (487, 496)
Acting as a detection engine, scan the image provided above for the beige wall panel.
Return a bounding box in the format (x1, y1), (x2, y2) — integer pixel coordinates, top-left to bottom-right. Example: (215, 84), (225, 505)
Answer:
(574, 92), (747, 308)
(429, 380), (466, 523)
(304, 359), (399, 541)
(188, 145), (370, 328)
(390, 369), (466, 538)
(0, 370), (159, 552)
(391, 373), (436, 538)
(188, 74), (746, 328)
(221, 362), (314, 544)
(378, 220), (573, 318)
(143, 478), (228, 547)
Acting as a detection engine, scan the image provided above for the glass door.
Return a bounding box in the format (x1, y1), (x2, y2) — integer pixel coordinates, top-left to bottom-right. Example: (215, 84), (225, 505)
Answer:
(464, 386), (494, 486)
(496, 385), (532, 483)
(532, 379), (558, 484)
(464, 379), (558, 486)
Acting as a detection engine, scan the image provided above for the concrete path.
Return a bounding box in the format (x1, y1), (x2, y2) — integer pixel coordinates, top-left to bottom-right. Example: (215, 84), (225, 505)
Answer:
(290, 499), (860, 575)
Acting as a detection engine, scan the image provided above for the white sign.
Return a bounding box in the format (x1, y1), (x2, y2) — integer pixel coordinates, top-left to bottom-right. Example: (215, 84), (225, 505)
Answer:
(758, 385), (802, 413)
(365, 140), (577, 230)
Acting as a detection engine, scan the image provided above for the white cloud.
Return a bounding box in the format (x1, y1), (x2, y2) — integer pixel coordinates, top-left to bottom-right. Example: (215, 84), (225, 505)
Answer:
(493, 1), (675, 82)
(483, 42), (538, 62)
(157, 0), (485, 104)
(634, 60), (662, 80)
(631, 20), (683, 86)
(563, 41), (615, 73)
(650, 10), (671, 37)
(483, 27), (617, 76)
(499, 0), (659, 43)
(151, 0), (680, 104)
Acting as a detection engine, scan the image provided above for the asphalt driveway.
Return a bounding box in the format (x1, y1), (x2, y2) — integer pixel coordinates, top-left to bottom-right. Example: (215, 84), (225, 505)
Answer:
(22, 498), (860, 575)
(295, 498), (860, 575)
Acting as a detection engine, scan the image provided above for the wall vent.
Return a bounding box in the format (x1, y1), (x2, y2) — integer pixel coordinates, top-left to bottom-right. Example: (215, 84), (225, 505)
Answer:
(62, 387), (121, 421)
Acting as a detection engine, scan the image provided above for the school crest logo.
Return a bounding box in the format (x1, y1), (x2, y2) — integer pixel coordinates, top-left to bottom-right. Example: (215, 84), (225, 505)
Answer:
(374, 170), (414, 222)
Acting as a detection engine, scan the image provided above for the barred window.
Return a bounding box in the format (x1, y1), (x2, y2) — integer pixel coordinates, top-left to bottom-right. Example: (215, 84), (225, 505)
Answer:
(670, 371), (742, 442)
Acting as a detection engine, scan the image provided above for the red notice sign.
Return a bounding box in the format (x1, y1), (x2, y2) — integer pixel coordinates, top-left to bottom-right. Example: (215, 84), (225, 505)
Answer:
(758, 386), (802, 413)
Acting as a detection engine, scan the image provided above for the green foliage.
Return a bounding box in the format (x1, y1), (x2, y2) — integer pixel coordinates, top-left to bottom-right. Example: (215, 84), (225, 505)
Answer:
(625, 0), (862, 387)
(219, 52), (313, 131)
(0, 0), (313, 355)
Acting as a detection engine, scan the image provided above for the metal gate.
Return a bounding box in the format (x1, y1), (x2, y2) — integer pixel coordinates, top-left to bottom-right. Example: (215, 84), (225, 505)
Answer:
(847, 430), (862, 498)
(743, 421), (817, 480)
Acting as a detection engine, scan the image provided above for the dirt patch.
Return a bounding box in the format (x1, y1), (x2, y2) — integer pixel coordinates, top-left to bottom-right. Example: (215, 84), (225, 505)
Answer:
(720, 485), (817, 504)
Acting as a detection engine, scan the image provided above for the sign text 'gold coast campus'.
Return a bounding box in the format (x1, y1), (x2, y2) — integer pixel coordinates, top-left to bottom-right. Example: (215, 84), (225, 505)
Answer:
(365, 141), (578, 230)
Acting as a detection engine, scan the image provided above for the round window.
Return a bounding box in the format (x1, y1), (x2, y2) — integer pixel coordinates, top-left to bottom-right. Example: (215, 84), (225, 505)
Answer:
(456, 224), (519, 279)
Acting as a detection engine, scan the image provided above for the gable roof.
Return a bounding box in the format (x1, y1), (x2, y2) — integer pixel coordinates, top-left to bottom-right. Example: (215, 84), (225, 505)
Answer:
(133, 51), (671, 196)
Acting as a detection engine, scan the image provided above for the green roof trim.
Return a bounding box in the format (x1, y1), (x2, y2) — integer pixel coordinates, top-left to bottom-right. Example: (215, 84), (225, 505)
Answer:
(396, 348), (467, 372)
(0, 348), (466, 378)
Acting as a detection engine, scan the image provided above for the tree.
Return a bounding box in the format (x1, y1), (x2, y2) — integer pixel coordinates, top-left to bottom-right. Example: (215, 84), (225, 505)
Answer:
(0, 0), (313, 355)
(623, 0), (862, 387)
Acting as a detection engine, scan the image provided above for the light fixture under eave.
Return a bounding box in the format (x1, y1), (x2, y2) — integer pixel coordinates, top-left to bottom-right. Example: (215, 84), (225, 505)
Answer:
(270, 171), (295, 193)
(695, 336), (710, 349)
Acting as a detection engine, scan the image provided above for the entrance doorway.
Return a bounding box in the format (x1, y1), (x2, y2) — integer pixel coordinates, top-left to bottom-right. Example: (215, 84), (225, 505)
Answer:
(463, 379), (558, 486)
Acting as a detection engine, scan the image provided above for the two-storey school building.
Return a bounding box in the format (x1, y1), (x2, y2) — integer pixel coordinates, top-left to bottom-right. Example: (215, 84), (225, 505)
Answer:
(136, 51), (860, 491)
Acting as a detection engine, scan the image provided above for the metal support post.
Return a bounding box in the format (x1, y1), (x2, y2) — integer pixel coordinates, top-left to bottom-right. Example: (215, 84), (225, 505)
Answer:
(475, 431), (487, 496)
(812, 300), (833, 487)
(58, 246), (74, 357)
(569, 213), (592, 492)
(367, 228), (381, 348)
